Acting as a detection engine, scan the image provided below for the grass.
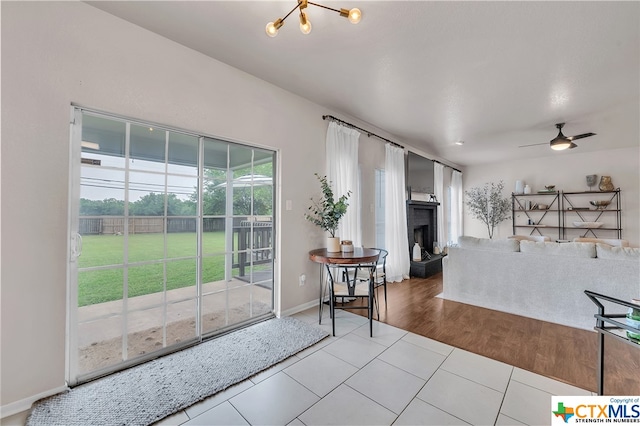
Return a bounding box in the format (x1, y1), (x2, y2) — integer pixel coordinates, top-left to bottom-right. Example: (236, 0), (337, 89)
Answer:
(78, 232), (270, 307)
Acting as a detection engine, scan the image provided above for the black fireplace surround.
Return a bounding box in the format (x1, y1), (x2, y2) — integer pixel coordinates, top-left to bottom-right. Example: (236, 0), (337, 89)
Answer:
(406, 200), (442, 278)
(407, 200), (438, 253)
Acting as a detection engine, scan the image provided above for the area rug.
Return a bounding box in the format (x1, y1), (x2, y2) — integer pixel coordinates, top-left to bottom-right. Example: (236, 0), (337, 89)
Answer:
(27, 317), (328, 426)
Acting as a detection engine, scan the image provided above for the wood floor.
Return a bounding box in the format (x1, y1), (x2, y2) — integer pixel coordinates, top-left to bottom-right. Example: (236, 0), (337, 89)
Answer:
(346, 273), (640, 394)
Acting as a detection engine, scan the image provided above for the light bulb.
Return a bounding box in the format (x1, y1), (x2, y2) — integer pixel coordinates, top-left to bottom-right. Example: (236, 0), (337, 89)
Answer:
(266, 22), (279, 37)
(299, 12), (312, 34)
(551, 141), (571, 151)
(348, 8), (361, 24)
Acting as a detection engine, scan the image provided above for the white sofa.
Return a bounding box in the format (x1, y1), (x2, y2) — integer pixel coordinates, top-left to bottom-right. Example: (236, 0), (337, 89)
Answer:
(442, 236), (640, 330)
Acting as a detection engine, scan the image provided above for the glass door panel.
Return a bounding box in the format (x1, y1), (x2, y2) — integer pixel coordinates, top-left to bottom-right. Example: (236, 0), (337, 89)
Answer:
(129, 124), (166, 172)
(167, 175), (198, 216)
(127, 306), (164, 358)
(70, 111), (274, 385)
(166, 258), (197, 301)
(166, 229), (197, 259)
(166, 299), (198, 344)
(201, 255), (227, 291)
(127, 263), (164, 304)
(201, 226), (225, 255)
(77, 315), (123, 375)
(168, 132), (198, 176)
(227, 286), (254, 324)
(201, 291), (229, 334)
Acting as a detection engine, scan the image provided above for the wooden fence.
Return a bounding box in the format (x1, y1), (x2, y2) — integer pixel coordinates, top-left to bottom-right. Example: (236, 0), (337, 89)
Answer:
(79, 216), (274, 279)
(79, 217), (226, 235)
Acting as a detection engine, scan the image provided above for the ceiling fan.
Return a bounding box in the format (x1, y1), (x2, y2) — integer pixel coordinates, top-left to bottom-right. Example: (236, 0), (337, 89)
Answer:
(519, 123), (596, 150)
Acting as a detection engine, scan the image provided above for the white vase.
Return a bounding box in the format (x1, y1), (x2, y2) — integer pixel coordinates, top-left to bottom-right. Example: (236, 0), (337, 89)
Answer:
(412, 243), (422, 261)
(326, 237), (341, 252)
(515, 180), (524, 194)
(524, 184), (532, 194)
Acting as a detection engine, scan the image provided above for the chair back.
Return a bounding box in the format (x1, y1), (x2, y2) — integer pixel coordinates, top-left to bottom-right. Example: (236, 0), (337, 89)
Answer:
(366, 248), (387, 271)
(369, 248), (388, 263)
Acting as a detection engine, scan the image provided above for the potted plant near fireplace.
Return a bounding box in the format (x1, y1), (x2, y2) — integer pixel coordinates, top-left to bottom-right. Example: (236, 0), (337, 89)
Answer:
(305, 173), (351, 252)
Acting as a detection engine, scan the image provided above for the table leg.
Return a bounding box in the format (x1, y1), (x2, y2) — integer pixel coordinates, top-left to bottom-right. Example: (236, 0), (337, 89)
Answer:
(325, 264), (337, 336)
(318, 264), (324, 324)
(597, 331), (604, 395)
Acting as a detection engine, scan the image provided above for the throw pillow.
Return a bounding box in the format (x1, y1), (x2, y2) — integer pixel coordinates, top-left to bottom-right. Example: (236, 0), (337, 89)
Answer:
(520, 241), (596, 258)
(596, 243), (640, 260)
(457, 236), (520, 252)
(573, 237), (630, 247)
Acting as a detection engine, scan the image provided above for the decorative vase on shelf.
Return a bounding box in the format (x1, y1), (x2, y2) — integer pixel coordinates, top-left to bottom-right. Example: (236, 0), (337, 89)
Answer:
(412, 243), (421, 261)
(515, 180), (524, 195)
(599, 176), (614, 192)
(586, 174), (597, 191)
(523, 185), (532, 194)
(433, 242), (441, 255)
(327, 237), (341, 253)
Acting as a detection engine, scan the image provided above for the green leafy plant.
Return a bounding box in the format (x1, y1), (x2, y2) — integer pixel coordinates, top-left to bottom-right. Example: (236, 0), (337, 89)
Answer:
(305, 174), (351, 238)
(465, 180), (511, 239)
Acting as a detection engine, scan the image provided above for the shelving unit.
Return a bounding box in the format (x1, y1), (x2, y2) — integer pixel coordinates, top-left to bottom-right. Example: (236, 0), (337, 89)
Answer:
(562, 189), (621, 239)
(512, 189), (622, 241)
(512, 191), (561, 240)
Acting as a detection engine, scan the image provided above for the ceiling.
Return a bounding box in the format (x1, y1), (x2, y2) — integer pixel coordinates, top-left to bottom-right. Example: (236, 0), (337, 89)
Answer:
(87, 1), (639, 167)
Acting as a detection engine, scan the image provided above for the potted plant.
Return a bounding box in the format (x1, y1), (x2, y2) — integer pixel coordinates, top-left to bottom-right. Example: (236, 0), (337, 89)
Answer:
(305, 173), (351, 252)
(465, 180), (511, 239)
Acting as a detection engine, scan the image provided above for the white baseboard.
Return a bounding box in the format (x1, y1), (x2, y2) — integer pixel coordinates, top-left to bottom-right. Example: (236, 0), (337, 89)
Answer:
(280, 298), (325, 318)
(1, 385), (68, 419)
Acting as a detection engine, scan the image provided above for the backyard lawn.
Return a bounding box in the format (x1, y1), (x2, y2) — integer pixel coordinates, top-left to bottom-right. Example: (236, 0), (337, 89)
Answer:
(77, 232), (269, 307)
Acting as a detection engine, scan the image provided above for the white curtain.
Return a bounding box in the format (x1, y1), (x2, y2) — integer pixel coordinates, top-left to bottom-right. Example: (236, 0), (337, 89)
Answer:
(433, 162), (445, 249)
(450, 170), (463, 244)
(326, 121), (361, 246)
(384, 143), (410, 282)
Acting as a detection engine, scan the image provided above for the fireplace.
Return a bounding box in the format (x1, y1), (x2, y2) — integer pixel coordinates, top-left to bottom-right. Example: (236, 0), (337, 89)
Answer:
(406, 200), (441, 278)
(407, 200), (438, 253)
(413, 225), (429, 250)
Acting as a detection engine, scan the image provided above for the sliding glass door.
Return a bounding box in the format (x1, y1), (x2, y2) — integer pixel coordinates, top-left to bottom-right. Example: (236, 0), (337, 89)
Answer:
(68, 108), (275, 385)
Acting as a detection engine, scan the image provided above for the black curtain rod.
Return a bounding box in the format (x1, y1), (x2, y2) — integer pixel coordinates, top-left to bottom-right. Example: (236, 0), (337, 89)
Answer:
(322, 114), (404, 149)
(322, 114), (462, 173)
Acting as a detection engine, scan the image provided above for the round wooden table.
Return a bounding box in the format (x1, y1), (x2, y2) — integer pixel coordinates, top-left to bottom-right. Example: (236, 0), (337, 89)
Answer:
(308, 247), (380, 265)
(308, 247), (380, 336)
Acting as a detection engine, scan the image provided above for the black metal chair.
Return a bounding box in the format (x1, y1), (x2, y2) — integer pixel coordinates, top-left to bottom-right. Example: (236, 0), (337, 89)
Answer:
(328, 251), (380, 337)
(353, 248), (388, 317)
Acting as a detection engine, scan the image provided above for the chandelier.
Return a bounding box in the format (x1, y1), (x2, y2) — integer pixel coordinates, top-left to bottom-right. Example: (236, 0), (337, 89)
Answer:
(266, 0), (362, 37)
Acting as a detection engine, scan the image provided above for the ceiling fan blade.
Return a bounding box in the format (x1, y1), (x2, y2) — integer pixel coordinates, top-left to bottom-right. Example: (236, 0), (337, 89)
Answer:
(568, 132), (596, 141)
(518, 142), (548, 148)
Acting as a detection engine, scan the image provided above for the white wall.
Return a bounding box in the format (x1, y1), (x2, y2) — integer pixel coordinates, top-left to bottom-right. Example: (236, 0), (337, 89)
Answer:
(1, 2), (431, 413)
(463, 147), (640, 246)
(5, 0), (634, 415)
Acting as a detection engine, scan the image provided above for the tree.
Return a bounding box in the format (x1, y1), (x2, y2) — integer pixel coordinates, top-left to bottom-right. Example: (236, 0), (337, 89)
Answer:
(465, 181), (511, 239)
(197, 163), (274, 216)
(80, 198), (124, 215)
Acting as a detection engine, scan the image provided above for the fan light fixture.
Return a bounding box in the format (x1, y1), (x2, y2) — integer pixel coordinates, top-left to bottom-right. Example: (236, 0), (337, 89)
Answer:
(519, 123), (595, 150)
(550, 123), (577, 151)
(266, 0), (361, 37)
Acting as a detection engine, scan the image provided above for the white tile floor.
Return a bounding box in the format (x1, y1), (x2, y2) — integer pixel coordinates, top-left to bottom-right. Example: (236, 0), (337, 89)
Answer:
(155, 308), (592, 426)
